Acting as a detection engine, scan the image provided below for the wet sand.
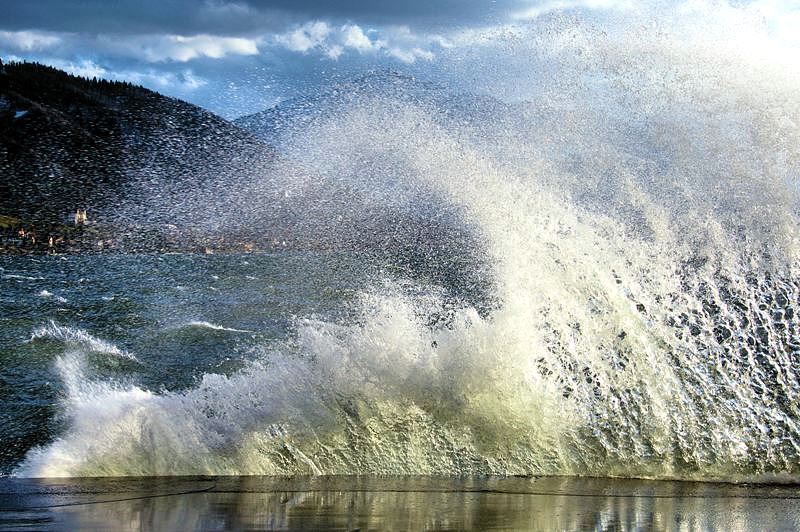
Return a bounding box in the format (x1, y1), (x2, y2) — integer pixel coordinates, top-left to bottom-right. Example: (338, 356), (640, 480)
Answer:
(1, 475), (799, 530)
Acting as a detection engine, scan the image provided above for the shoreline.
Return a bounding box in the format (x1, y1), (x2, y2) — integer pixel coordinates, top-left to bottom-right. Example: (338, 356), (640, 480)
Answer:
(3, 475), (799, 530)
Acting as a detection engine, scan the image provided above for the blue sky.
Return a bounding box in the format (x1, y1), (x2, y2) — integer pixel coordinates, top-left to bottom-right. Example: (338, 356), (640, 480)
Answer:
(1, 0), (798, 118)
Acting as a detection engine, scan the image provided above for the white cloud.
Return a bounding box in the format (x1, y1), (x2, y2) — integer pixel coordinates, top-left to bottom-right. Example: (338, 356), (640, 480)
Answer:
(341, 24), (376, 53)
(42, 58), (207, 90)
(101, 34), (260, 62)
(1, 20), (445, 69)
(122, 68), (208, 90)
(276, 21), (331, 53)
(379, 26), (438, 63)
(386, 46), (434, 63)
(173, 70), (207, 90)
(0, 30), (259, 65)
(51, 59), (108, 79)
(0, 30), (62, 52)
(326, 45), (344, 59)
(0, 31), (260, 64)
(274, 21), (442, 63)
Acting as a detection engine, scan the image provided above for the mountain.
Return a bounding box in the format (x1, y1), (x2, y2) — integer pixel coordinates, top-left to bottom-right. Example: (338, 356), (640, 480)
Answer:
(234, 69), (531, 156)
(234, 70), (448, 145)
(0, 59), (272, 251)
(0, 63), (492, 299)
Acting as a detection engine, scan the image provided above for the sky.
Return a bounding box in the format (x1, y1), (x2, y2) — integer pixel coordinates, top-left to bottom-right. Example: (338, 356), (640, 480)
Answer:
(0, 0), (798, 118)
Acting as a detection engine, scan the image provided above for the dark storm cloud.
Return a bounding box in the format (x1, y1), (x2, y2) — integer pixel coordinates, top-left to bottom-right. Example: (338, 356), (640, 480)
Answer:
(0, 0), (522, 34)
(234, 0), (516, 26)
(1, 0), (285, 34)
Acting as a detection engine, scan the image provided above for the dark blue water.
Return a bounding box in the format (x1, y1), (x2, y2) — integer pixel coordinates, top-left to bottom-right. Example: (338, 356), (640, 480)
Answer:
(0, 252), (373, 474)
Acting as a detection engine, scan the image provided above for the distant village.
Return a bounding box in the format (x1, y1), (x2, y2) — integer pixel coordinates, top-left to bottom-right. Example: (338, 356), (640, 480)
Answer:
(0, 208), (296, 254)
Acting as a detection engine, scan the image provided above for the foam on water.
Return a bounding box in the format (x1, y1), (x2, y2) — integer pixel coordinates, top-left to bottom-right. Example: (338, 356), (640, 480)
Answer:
(3, 274), (45, 281)
(14, 3), (800, 480)
(29, 321), (137, 362)
(180, 321), (254, 334)
(37, 290), (68, 303)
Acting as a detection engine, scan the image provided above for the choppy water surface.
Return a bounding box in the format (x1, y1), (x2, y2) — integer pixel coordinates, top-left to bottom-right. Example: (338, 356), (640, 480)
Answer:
(0, 252), (377, 474)
(2, 3), (800, 485)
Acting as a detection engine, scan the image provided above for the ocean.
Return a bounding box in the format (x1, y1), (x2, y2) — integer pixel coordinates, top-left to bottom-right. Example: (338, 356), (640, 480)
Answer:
(2, 5), (800, 528)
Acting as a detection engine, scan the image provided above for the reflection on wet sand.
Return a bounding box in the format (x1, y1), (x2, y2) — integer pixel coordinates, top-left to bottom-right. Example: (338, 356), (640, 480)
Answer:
(2, 476), (799, 531)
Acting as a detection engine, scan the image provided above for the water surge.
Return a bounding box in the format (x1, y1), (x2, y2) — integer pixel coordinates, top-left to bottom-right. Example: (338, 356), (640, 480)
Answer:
(15, 4), (800, 481)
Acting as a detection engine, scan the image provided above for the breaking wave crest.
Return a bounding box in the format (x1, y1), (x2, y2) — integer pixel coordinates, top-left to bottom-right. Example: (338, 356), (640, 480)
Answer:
(14, 4), (800, 481)
(29, 321), (137, 362)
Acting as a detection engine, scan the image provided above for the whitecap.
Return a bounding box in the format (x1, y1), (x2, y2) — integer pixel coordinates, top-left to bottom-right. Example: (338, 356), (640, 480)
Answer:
(4, 274), (45, 280)
(181, 320), (253, 334)
(29, 320), (138, 362)
(37, 290), (67, 303)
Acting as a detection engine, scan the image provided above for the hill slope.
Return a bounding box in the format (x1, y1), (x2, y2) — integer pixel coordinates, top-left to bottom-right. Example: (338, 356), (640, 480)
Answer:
(0, 60), (272, 250)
